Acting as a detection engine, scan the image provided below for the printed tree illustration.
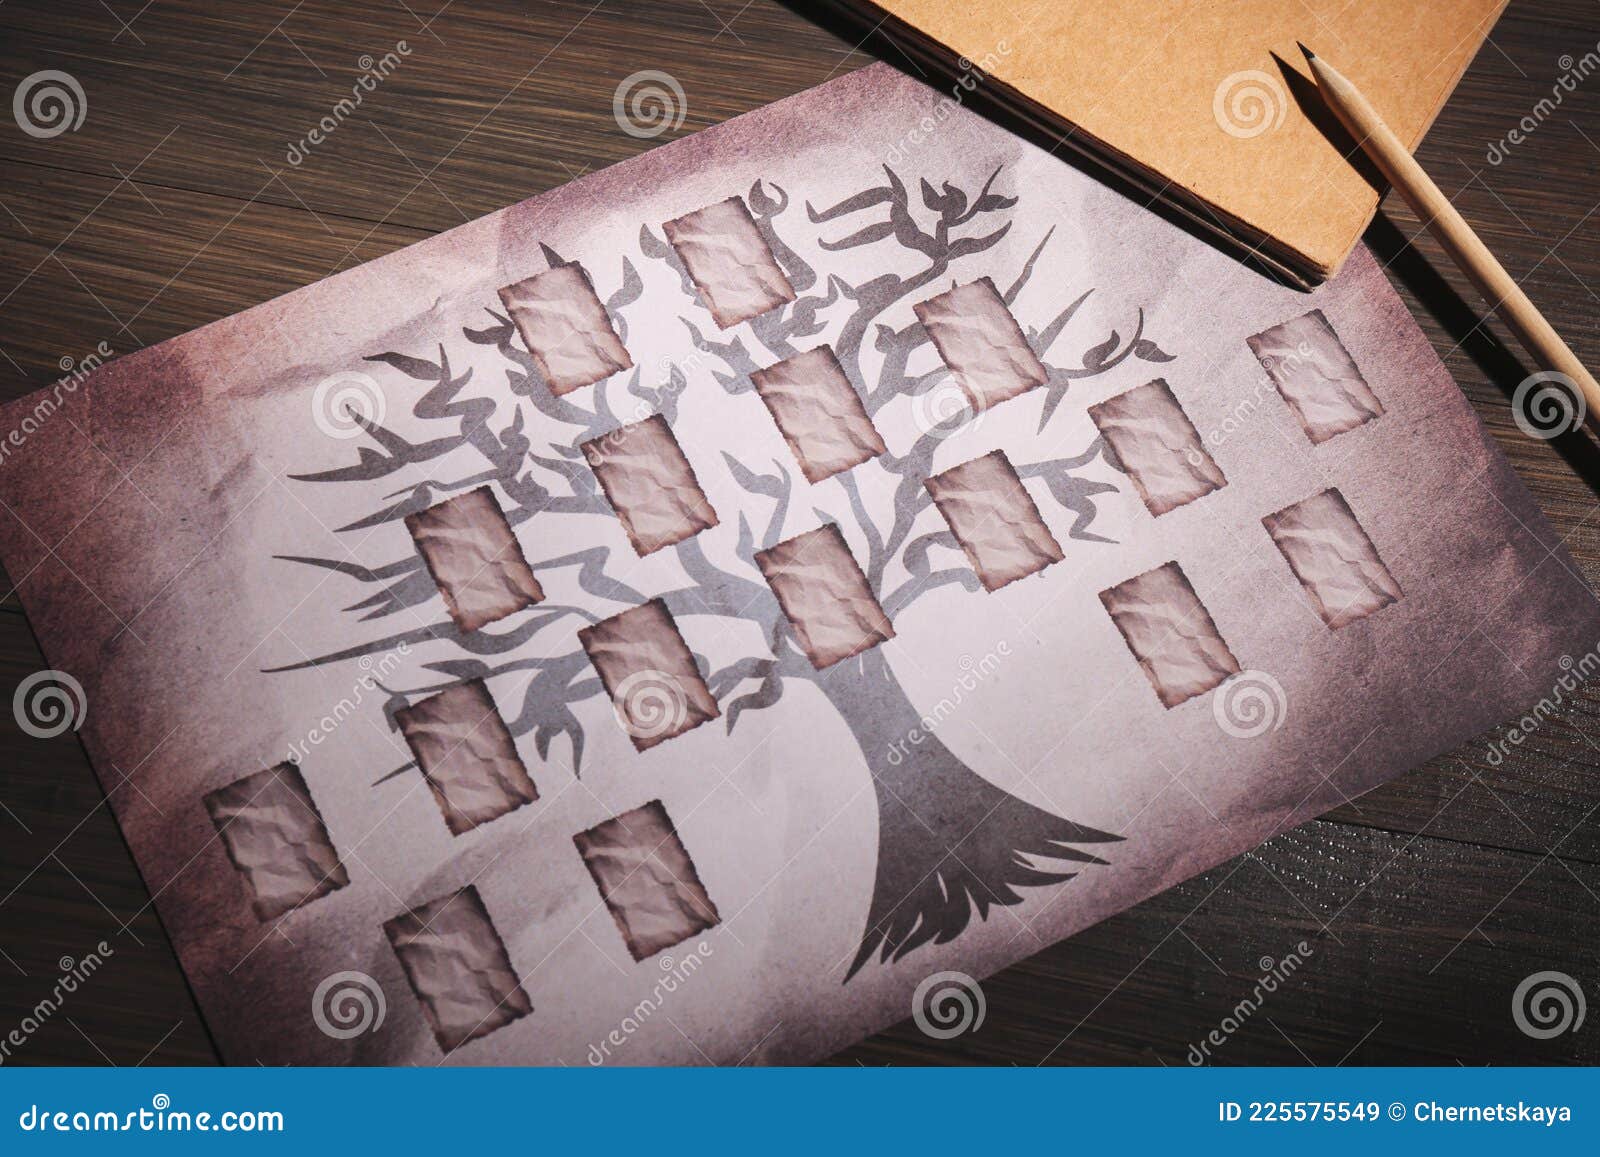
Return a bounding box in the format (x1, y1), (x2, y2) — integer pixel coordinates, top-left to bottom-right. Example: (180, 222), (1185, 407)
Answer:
(274, 164), (1176, 978)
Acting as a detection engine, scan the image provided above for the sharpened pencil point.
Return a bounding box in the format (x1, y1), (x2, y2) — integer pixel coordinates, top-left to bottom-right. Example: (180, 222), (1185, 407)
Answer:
(1297, 41), (1317, 66)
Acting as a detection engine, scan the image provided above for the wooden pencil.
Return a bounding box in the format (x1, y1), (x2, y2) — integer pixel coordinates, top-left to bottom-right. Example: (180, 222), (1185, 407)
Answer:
(1300, 42), (1600, 436)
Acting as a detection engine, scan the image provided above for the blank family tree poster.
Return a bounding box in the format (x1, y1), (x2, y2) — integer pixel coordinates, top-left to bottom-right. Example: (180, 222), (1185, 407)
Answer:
(0, 64), (1592, 1064)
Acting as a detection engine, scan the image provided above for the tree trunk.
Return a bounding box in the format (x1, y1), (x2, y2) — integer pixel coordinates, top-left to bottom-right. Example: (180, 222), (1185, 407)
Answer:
(817, 646), (1121, 981)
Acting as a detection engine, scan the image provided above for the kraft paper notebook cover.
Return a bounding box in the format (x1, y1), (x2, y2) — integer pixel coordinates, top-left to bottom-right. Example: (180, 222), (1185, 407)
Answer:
(826, 0), (1508, 286)
(0, 63), (1593, 1065)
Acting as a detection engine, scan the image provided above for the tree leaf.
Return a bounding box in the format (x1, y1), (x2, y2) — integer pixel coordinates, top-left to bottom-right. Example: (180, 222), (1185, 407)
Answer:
(638, 223), (671, 258)
(363, 351), (440, 379)
(463, 320), (512, 345)
(1133, 338), (1175, 363)
(748, 178), (787, 217)
(819, 220), (896, 251)
(805, 185), (892, 223)
(1082, 331), (1120, 370)
(974, 192), (1017, 212)
(939, 181), (967, 219)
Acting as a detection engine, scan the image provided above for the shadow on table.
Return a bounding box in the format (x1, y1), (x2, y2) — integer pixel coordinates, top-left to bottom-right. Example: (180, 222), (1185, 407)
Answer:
(1363, 210), (1600, 494)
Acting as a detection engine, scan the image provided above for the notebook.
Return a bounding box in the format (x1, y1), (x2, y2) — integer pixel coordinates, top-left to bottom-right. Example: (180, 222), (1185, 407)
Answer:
(823, 0), (1509, 286)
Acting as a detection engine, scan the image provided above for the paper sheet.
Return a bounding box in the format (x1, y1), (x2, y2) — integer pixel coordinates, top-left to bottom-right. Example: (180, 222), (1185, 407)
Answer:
(0, 63), (1594, 1065)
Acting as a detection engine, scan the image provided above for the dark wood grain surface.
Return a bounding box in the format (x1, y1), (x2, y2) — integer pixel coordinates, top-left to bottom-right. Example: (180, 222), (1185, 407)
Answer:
(0, 0), (1597, 1067)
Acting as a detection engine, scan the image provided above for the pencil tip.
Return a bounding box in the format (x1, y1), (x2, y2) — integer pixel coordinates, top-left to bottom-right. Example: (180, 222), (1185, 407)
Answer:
(1296, 41), (1317, 65)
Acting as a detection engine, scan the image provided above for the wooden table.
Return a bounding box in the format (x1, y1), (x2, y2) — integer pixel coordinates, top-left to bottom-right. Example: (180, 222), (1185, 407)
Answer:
(0, 0), (1596, 1066)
